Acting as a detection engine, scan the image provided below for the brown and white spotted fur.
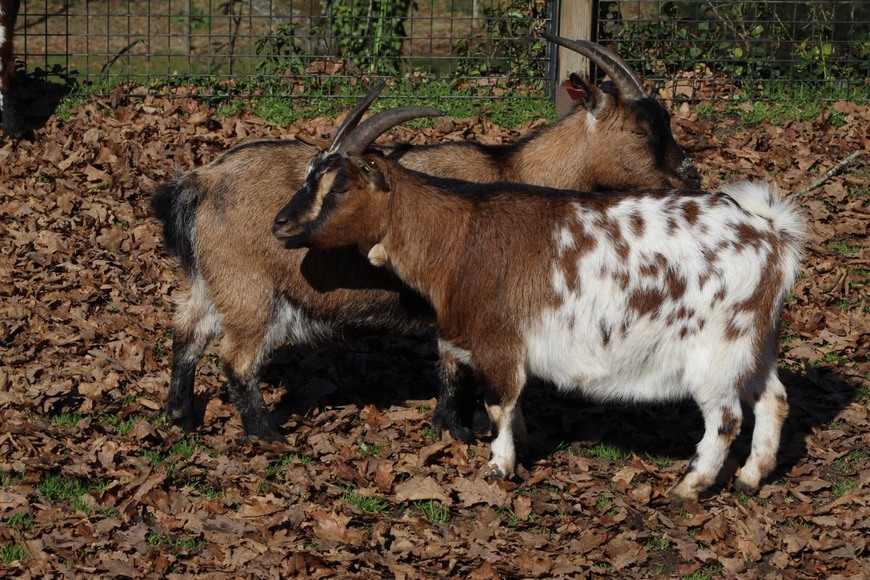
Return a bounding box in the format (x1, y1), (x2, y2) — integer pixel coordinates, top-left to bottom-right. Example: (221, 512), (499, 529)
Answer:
(274, 154), (805, 502)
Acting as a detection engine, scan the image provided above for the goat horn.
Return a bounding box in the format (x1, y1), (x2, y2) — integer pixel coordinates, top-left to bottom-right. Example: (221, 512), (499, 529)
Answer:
(541, 33), (647, 101)
(338, 106), (445, 155)
(328, 80), (387, 153)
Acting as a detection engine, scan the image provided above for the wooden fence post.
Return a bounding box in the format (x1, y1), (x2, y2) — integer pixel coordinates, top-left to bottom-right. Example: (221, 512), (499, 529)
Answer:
(554, 0), (596, 116)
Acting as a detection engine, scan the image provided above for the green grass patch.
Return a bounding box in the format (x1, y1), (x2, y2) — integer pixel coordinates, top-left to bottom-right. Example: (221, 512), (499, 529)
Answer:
(645, 533), (670, 551)
(831, 479), (859, 498)
(35, 472), (109, 515)
(264, 453), (313, 480)
(830, 241), (861, 256)
(245, 79), (555, 129)
(493, 506), (524, 527)
(583, 442), (631, 462)
(642, 452), (671, 467)
(0, 543), (26, 564)
(50, 412), (87, 428)
(342, 486), (390, 514)
(0, 471), (25, 488)
(6, 513), (33, 530)
(824, 352), (848, 363)
(215, 100), (246, 118)
(683, 563), (724, 580)
(146, 531), (206, 554)
(415, 499), (449, 523)
(422, 425), (442, 440)
(827, 419), (846, 430)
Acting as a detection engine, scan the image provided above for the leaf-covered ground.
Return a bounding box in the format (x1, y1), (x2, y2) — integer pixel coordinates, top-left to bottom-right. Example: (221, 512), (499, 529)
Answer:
(1, 94), (868, 578)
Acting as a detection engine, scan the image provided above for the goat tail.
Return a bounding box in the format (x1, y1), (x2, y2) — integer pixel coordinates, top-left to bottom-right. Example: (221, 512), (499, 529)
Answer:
(720, 181), (806, 289)
(151, 168), (200, 274)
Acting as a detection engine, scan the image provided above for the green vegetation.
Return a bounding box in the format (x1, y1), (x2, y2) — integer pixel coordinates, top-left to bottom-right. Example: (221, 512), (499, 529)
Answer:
(421, 425), (442, 440)
(265, 453), (313, 481)
(832, 479), (859, 498)
(0, 543), (26, 564)
(830, 241), (861, 256)
(146, 531), (206, 554)
(583, 442), (631, 462)
(645, 533), (670, 551)
(415, 499), (450, 523)
(602, 1), (867, 98)
(6, 513), (33, 530)
(35, 472), (110, 515)
(494, 506), (528, 527)
(682, 563), (725, 580)
(0, 471), (24, 487)
(342, 486), (391, 514)
(50, 412), (86, 428)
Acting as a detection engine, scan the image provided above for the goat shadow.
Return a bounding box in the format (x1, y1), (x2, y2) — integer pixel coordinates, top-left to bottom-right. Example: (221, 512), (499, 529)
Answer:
(260, 332), (857, 486)
(3, 66), (76, 138)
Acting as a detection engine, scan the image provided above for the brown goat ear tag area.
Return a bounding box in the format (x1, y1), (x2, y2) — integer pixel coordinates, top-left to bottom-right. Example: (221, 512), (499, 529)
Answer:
(565, 76), (586, 101)
(348, 153), (389, 192)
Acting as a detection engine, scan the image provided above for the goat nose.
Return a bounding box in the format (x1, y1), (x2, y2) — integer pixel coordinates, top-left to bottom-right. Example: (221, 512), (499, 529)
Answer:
(272, 213), (291, 236)
(682, 162), (701, 189)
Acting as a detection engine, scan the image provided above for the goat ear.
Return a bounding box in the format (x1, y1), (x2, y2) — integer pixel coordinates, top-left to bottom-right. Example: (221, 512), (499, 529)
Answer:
(569, 73), (602, 112)
(348, 154), (390, 192)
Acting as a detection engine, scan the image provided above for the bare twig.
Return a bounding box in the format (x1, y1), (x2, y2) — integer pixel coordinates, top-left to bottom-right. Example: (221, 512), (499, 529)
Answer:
(796, 151), (861, 196)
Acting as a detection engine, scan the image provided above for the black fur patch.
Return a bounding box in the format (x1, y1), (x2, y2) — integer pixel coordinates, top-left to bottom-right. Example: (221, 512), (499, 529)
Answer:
(151, 176), (199, 274)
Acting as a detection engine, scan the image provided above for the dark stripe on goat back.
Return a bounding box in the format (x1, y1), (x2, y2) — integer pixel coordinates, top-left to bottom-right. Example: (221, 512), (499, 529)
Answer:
(413, 171), (702, 206)
(151, 174), (200, 274)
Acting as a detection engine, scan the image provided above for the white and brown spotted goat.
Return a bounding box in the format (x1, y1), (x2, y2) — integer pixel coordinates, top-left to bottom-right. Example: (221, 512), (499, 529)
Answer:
(273, 141), (805, 501)
(152, 36), (700, 444)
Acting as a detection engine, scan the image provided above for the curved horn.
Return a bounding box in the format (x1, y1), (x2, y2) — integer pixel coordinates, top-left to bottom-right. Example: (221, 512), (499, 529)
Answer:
(327, 80), (387, 153)
(338, 106), (445, 155)
(541, 33), (647, 101)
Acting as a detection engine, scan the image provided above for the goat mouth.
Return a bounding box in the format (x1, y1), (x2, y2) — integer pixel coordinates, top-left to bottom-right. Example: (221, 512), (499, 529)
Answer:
(274, 231), (311, 249)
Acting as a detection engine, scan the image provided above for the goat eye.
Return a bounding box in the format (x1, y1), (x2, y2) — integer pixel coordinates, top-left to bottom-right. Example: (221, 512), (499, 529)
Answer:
(633, 129), (649, 138)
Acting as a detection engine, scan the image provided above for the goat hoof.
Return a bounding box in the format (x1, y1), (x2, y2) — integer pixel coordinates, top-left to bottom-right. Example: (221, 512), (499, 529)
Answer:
(168, 409), (197, 432)
(484, 464), (508, 480)
(667, 485), (699, 505)
(244, 424), (287, 444)
(432, 411), (476, 444)
(733, 478), (759, 494)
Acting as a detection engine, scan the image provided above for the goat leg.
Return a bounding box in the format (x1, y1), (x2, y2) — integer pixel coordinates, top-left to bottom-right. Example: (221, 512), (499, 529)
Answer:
(165, 334), (202, 431)
(432, 348), (478, 443)
(224, 367), (286, 442)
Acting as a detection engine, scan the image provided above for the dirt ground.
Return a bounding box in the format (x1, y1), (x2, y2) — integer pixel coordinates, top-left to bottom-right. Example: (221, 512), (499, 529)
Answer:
(0, 91), (868, 577)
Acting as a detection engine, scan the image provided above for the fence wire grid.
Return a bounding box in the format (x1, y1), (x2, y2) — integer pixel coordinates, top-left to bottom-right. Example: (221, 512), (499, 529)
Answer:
(14, 0), (870, 103)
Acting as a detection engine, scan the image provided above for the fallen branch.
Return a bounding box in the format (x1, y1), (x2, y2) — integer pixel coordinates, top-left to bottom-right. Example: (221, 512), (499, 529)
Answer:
(795, 150), (861, 196)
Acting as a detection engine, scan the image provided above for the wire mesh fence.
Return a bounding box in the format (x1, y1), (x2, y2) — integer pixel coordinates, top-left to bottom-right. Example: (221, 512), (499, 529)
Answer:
(13, 0), (870, 103)
(599, 1), (869, 102)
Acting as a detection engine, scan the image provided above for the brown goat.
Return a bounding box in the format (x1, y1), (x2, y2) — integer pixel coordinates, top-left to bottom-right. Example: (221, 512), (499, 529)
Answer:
(273, 150), (804, 502)
(153, 37), (700, 443)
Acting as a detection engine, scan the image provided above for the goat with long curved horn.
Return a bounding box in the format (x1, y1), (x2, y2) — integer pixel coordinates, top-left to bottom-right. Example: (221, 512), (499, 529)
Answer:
(336, 106), (445, 155)
(541, 33), (647, 101)
(326, 80), (386, 154)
